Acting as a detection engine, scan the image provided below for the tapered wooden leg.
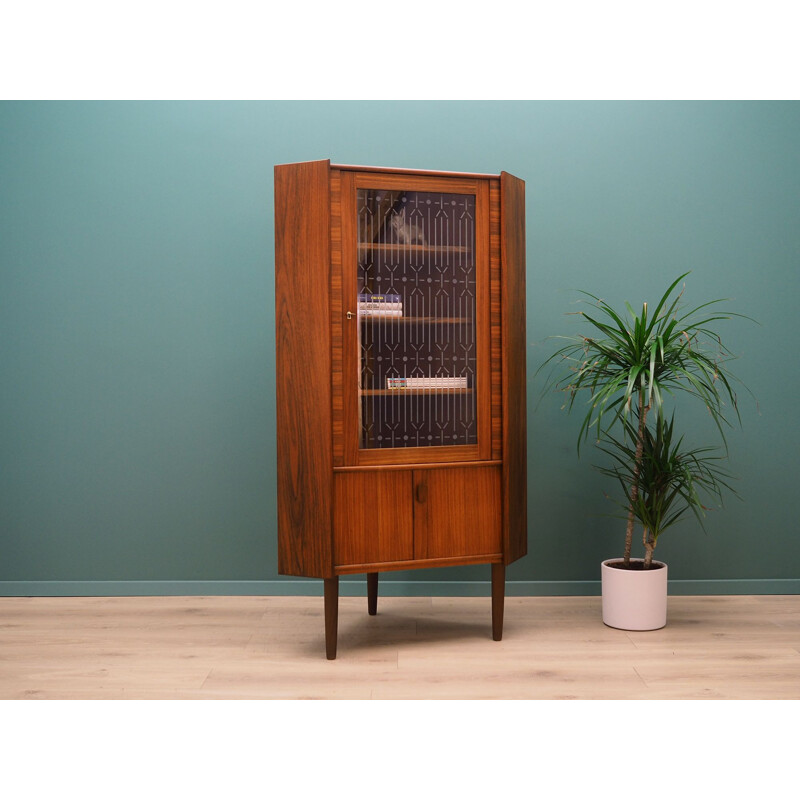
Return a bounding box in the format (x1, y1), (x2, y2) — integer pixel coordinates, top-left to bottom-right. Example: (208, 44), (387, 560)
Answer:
(491, 563), (505, 641)
(367, 572), (378, 616)
(324, 577), (339, 660)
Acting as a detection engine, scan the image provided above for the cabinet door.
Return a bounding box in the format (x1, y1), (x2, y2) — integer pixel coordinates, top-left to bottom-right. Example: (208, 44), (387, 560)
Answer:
(413, 467), (502, 561)
(333, 470), (414, 569)
(338, 171), (492, 467)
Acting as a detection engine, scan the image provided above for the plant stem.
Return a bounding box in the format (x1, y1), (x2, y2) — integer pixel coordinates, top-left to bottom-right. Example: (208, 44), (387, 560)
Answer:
(623, 389), (650, 567)
(643, 528), (655, 569)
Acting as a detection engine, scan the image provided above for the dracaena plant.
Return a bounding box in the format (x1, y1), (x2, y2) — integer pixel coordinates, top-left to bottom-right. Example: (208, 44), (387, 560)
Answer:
(596, 413), (737, 568)
(538, 272), (752, 567)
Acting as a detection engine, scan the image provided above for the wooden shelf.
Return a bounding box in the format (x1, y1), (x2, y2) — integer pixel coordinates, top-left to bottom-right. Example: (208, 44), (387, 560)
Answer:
(358, 243), (471, 254)
(359, 316), (472, 324)
(361, 388), (473, 396)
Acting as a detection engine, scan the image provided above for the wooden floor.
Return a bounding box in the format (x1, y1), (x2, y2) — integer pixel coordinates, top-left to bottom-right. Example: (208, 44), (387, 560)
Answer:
(1, 594), (799, 699)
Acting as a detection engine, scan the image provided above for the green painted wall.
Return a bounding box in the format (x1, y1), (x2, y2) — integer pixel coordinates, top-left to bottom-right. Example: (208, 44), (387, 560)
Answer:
(1, 101), (798, 595)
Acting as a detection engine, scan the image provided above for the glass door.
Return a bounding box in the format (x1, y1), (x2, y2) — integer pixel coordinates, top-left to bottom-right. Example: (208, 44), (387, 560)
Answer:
(341, 173), (491, 466)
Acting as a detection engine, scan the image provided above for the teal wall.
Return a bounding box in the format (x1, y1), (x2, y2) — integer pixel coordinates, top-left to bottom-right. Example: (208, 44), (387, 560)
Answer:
(1, 101), (798, 596)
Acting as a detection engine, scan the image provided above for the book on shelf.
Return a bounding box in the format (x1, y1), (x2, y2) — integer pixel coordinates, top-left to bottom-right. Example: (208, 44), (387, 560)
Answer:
(358, 293), (403, 317)
(386, 376), (468, 390)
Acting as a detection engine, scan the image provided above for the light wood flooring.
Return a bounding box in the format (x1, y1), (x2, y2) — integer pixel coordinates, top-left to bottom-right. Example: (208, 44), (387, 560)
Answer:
(1, 594), (799, 699)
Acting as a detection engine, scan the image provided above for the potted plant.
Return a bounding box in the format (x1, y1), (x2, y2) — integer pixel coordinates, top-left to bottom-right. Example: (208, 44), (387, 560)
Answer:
(595, 413), (736, 629)
(538, 272), (752, 629)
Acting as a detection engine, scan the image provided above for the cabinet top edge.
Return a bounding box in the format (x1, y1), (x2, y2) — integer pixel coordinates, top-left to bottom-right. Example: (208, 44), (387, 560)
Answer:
(334, 163), (501, 180)
(274, 160), (503, 180)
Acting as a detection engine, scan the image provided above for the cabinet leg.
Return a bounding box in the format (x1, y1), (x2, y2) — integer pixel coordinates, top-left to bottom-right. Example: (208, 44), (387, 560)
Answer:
(367, 572), (378, 616)
(324, 577), (339, 660)
(491, 563), (505, 641)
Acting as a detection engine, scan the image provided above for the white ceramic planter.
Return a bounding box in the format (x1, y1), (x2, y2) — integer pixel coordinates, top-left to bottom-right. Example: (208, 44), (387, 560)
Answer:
(601, 558), (668, 631)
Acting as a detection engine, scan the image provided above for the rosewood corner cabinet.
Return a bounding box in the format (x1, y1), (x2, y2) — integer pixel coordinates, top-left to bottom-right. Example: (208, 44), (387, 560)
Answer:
(274, 160), (527, 659)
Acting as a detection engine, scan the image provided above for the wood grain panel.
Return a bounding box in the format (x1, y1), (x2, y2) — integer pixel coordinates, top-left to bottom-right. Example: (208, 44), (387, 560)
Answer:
(475, 180), (492, 460)
(334, 552), (502, 575)
(414, 467), (501, 561)
(333, 470), (414, 568)
(356, 443), (481, 468)
(330, 169), (345, 466)
(352, 172), (481, 195)
(274, 160), (333, 578)
(334, 459), (501, 473)
(489, 179), (503, 460)
(339, 170), (360, 466)
(500, 171), (528, 565)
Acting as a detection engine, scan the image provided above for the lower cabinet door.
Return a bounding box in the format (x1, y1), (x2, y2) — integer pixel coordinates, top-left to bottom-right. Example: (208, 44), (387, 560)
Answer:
(334, 470), (414, 569)
(413, 466), (502, 561)
(333, 466), (502, 571)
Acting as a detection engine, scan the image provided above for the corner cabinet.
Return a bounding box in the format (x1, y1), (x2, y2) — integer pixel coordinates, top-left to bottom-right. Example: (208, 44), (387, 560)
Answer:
(274, 160), (527, 658)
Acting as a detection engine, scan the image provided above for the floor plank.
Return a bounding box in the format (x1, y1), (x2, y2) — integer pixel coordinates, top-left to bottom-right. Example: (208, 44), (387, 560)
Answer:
(1, 595), (799, 699)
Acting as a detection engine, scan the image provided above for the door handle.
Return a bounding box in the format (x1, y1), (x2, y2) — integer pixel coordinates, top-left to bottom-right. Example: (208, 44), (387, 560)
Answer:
(415, 482), (428, 503)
